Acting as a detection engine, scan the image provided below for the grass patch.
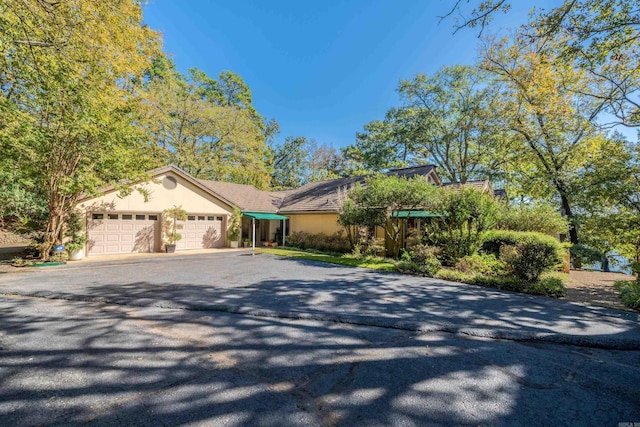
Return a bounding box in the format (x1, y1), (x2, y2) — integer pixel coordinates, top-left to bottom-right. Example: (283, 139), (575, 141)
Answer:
(257, 247), (397, 271)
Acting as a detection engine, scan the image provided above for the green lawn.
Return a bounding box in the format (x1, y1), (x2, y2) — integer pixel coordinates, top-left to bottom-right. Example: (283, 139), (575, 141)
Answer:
(257, 247), (397, 271)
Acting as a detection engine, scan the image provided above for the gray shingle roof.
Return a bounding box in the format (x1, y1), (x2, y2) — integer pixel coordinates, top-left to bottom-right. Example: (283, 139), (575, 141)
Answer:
(198, 180), (285, 212)
(196, 164), (439, 213)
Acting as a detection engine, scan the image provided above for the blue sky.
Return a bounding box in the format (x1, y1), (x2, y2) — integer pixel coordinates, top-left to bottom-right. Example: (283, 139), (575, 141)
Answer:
(143, 1), (556, 149)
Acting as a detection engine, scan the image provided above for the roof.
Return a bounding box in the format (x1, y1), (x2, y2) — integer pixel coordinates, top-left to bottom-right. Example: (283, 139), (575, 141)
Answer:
(278, 165), (440, 213)
(442, 180), (493, 194)
(198, 179), (285, 212)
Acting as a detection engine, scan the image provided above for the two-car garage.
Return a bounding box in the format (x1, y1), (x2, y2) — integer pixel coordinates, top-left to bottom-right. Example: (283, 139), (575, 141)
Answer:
(87, 212), (225, 256)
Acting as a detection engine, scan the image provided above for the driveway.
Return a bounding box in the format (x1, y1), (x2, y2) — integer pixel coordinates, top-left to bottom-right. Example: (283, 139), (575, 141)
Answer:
(1, 252), (639, 425)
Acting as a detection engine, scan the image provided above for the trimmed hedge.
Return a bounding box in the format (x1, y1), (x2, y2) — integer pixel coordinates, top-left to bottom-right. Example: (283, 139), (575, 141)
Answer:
(481, 230), (565, 282)
(286, 231), (351, 253)
(434, 268), (568, 297)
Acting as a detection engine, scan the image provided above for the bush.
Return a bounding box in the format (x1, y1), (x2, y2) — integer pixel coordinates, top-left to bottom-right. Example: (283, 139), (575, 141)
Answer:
(395, 259), (440, 276)
(481, 230), (565, 282)
(411, 244), (441, 264)
(497, 203), (569, 235)
(530, 272), (568, 297)
(454, 253), (504, 276)
(434, 269), (475, 283)
(286, 231), (351, 253)
(569, 244), (603, 269)
(614, 279), (640, 310)
(352, 237), (385, 258)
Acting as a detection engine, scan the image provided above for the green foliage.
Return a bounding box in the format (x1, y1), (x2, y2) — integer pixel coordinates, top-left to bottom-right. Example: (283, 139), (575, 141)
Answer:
(145, 64), (272, 189)
(163, 205), (188, 244)
(434, 269), (475, 283)
(454, 253), (504, 276)
(338, 175), (438, 257)
(1, 0), (161, 259)
(352, 237), (385, 258)
(228, 208), (242, 241)
(410, 244), (441, 264)
(614, 279), (640, 310)
(530, 273), (568, 298)
(285, 231), (351, 253)
(64, 212), (87, 253)
(343, 65), (513, 183)
(395, 258), (441, 277)
(569, 244), (603, 269)
(481, 230), (565, 282)
(270, 136), (309, 189)
(259, 247), (396, 271)
(497, 203), (569, 235)
(424, 187), (501, 265)
(435, 268), (567, 297)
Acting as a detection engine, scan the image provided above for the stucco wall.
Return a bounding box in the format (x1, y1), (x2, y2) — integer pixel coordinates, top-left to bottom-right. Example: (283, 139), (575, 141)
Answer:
(287, 213), (341, 235)
(77, 172), (233, 216)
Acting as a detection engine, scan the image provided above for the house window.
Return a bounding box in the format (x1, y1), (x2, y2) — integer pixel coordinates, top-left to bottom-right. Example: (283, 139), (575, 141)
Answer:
(92, 213), (104, 220)
(148, 215), (158, 221)
(187, 216), (196, 221)
(207, 216), (215, 221)
(216, 216), (223, 221)
(135, 215), (146, 220)
(122, 214), (133, 220)
(108, 214), (119, 220)
(198, 216), (205, 221)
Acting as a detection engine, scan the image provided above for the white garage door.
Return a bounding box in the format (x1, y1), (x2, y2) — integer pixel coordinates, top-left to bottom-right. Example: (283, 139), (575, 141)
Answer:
(177, 215), (224, 250)
(87, 213), (159, 256)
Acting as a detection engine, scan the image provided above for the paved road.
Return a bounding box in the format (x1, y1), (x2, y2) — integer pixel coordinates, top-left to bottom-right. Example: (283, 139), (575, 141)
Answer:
(1, 253), (639, 348)
(1, 252), (639, 425)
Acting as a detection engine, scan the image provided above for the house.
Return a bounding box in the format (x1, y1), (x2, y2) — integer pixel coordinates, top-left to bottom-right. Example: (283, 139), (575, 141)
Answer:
(76, 165), (440, 256)
(77, 164), (498, 257)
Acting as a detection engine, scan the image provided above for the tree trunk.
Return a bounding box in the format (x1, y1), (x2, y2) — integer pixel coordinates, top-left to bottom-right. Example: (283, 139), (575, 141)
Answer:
(559, 192), (578, 244)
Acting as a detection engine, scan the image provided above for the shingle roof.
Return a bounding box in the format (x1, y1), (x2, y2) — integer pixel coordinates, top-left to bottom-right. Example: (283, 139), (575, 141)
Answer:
(442, 180), (493, 193)
(278, 165), (438, 212)
(198, 180), (285, 212)
(278, 176), (364, 212)
(196, 164), (439, 213)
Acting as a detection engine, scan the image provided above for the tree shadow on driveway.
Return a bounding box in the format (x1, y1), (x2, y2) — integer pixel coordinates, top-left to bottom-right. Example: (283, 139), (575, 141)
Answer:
(1, 295), (639, 426)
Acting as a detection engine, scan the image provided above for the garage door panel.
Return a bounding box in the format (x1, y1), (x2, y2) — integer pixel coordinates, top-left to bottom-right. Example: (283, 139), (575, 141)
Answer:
(88, 213), (158, 256)
(178, 217), (224, 249)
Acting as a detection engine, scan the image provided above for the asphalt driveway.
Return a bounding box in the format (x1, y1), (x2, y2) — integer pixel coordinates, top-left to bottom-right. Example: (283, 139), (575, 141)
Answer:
(1, 252), (639, 425)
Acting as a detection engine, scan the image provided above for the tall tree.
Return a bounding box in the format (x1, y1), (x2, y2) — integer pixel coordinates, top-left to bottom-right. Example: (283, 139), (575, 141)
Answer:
(270, 136), (309, 189)
(0, 0), (161, 259)
(145, 64), (272, 189)
(482, 32), (610, 243)
(344, 114), (417, 173)
(397, 65), (513, 183)
(445, 1), (640, 125)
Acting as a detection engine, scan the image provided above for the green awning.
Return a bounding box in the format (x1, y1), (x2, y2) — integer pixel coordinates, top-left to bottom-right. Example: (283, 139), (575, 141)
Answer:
(243, 211), (289, 220)
(392, 210), (442, 218)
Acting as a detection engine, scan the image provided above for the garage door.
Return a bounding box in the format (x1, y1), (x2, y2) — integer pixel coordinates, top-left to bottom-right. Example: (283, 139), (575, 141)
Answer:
(87, 213), (159, 256)
(177, 215), (224, 250)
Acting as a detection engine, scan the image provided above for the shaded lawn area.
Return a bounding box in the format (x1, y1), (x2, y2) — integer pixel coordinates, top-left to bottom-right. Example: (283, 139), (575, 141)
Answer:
(257, 247), (397, 271)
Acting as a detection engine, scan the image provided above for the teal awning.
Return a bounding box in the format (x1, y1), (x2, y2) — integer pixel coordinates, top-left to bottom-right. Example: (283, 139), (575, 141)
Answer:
(392, 210), (442, 218)
(243, 212), (289, 220)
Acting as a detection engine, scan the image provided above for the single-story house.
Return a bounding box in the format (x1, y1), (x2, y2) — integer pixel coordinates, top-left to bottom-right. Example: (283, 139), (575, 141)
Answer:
(77, 164), (499, 257)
